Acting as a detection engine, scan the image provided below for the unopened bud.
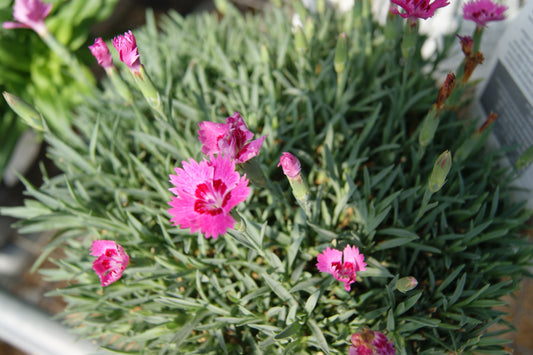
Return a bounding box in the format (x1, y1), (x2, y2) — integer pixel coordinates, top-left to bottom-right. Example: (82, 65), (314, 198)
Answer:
(334, 32), (348, 74)
(3, 92), (44, 131)
(260, 45), (269, 64)
(516, 144), (533, 170)
(279, 152), (301, 180)
(294, 26), (307, 54)
(396, 276), (418, 293)
(418, 105), (439, 147)
(428, 150), (452, 193)
(317, 0), (326, 14)
(436, 72), (455, 110)
(214, 0), (229, 15)
(279, 152), (310, 215)
(304, 17), (315, 42)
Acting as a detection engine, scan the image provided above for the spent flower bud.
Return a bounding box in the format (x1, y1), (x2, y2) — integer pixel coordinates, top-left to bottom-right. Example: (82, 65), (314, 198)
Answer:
(457, 34), (473, 58)
(463, 51), (484, 83)
(436, 72), (455, 110)
(3, 92), (44, 131)
(429, 150), (452, 193)
(476, 111), (498, 134)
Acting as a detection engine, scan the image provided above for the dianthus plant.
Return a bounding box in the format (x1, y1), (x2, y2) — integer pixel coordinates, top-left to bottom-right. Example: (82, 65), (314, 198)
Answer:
(2, 1), (532, 354)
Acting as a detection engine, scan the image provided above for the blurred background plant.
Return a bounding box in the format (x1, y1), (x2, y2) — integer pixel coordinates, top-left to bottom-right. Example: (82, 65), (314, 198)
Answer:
(0, 0), (119, 182)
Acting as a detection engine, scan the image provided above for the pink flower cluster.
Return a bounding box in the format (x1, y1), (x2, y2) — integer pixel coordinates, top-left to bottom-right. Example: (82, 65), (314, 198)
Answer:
(349, 329), (396, 355)
(168, 112), (265, 239)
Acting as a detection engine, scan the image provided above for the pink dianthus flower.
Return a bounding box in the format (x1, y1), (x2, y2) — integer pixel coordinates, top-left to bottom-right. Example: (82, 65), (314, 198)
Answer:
(168, 154), (250, 239)
(390, 0), (449, 25)
(350, 329), (396, 355)
(2, 0), (52, 36)
(198, 112), (266, 164)
(463, 0), (507, 28)
(316, 245), (366, 291)
(90, 240), (129, 287)
(89, 37), (114, 70)
(112, 30), (141, 74)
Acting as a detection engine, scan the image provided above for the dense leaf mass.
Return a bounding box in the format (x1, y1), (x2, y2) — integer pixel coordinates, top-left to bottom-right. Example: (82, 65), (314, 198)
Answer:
(3, 2), (532, 354)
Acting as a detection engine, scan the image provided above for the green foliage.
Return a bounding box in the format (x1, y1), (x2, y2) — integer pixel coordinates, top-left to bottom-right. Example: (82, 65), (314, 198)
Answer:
(2, 1), (532, 354)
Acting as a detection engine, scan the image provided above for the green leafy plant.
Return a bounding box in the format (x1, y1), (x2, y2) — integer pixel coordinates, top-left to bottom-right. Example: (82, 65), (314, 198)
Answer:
(2, 1), (532, 354)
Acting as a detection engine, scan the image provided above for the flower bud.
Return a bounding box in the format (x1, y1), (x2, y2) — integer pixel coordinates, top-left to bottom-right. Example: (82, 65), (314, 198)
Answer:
(278, 152), (301, 180)
(396, 276), (418, 293)
(3, 92), (44, 131)
(516, 144), (533, 170)
(278, 152), (310, 215)
(294, 25), (307, 54)
(334, 32), (348, 74)
(428, 150), (452, 193)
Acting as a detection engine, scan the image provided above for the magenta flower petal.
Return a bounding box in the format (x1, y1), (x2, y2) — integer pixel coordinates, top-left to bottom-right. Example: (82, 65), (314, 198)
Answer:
(168, 155), (250, 239)
(90, 240), (129, 287)
(390, 0), (449, 24)
(89, 37), (114, 70)
(198, 111), (265, 164)
(2, 0), (51, 35)
(198, 121), (229, 156)
(112, 30), (141, 74)
(463, 0), (507, 28)
(316, 247), (343, 274)
(316, 245), (366, 291)
(278, 152), (302, 179)
(237, 135), (266, 163)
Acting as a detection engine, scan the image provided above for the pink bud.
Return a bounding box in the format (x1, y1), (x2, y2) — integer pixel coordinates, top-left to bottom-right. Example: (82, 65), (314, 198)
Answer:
(89, 38), (114, 70)
(278, 152), (301, 179)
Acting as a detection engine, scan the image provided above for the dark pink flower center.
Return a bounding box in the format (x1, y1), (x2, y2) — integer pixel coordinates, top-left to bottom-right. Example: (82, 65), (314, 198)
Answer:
(332, 261), (356, 281)
(194, 179), (232, 216)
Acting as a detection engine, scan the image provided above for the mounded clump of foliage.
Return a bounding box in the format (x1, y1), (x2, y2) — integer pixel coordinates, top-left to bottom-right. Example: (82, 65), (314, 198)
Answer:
(3, 1), (532, 354)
